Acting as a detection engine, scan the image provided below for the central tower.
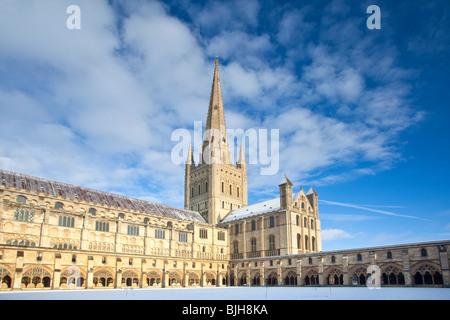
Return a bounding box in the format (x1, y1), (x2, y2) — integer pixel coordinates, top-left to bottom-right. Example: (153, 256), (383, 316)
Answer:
(184, 60), (248, 224)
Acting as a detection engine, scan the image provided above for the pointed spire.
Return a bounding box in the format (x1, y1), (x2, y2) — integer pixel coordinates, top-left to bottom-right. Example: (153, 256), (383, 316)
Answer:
(204, 60), (227, 145)
(238, 143), (246, 165)
(186, 143), (194, 165)
(306, 186), (318, 196)
(278, 174), (293, 186)
(201, 60), (231, 164)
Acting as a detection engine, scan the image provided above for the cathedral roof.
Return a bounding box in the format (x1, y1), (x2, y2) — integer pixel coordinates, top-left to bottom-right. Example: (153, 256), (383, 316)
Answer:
(220, 197), (281, 223)
(0, 169), (206, 223)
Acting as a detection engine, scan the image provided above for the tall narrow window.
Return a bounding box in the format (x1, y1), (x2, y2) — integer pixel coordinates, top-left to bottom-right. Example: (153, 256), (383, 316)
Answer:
(237, 187), (240, 197)
(297, 234), (301, 249)
(221, 182), (224, 193)
(230, 184), (232, 195)
(251, 238), (257, 252)
(269, 235), (275, 250)
(233, 241), (239, 254)
(251, 220), (256, 231)
(269, 216), (275, 228)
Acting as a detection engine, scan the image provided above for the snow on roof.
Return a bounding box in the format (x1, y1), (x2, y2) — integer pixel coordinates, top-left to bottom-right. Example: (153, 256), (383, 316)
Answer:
(220, 197), (281, 223)
(0, 169), (206, 223)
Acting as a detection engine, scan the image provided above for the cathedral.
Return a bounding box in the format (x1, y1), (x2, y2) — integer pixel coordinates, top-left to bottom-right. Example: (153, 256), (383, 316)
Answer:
(0, 61), (448, 290)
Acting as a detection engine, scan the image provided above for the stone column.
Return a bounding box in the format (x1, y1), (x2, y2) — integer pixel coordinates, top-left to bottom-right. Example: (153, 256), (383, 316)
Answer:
(246, 262), (251, 287)
(260, 262), (265, 286)
(317, 256), (324, 286)
(277, 259), (282, 286)
(13, 251), (24, 290)
(401, 249), (412, 286)
(438, 245), (450, 287)
(296, 259), (302, 286)
(342, 255), (349, 286)
(86, 256), (95, 289)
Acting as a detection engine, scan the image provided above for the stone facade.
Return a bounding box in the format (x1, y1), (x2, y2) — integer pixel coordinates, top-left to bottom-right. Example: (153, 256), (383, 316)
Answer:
(0, 61), (449, 290)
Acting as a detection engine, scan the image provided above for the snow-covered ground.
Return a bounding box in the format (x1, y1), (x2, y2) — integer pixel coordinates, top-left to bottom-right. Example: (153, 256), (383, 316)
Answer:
(0, 286), (449, 300)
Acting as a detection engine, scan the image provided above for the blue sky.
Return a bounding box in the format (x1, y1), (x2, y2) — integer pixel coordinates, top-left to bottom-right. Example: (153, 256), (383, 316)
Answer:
(0, 0), (449, 251)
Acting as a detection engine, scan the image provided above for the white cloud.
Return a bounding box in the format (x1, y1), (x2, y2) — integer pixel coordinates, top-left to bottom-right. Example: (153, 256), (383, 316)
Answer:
(0, 0), (426, 209)
(322, 229), (354, 241)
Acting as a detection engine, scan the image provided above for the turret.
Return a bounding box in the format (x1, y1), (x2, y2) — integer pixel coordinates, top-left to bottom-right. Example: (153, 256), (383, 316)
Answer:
(279, 174), (293, 210)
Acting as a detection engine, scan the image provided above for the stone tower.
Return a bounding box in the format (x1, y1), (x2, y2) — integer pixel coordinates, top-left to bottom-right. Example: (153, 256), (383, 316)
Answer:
(184, 60), (248, 224)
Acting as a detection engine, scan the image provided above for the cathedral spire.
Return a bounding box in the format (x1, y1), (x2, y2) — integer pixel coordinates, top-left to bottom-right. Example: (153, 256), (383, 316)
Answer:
(202, 60), (230, 164)
(205, 59), (227, 138)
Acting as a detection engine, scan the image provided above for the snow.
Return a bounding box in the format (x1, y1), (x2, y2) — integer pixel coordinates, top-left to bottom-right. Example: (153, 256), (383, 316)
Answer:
(1, 286), (449, 300)
(221, 198), (280, 223)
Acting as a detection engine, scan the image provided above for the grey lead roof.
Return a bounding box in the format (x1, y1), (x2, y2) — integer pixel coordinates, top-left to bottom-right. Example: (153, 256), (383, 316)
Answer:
(220, 198), (281, 223)
(0, 169), (206, 223)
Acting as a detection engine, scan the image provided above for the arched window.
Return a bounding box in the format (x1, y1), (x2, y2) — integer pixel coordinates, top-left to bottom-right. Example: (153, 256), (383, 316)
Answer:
(16, 196), (27, 204)
(331, 256), (336, 263)
(387, 251), (392, 259)
(297, 234), (301, 249)
(234, 224), (239, 234)
(421, 248), (427, 257)
(118, 213), (125, 220)
(312, 237), (316, 251)
(357, 254), (362, 261)
(251, 220), (256, 231)
(296, 215), (299, 226)
(304, 217), (307, 227)
(55, 202), (64, 210)
(88, 208), (96, 216)
(311, 219), (314, 229)
(305, 235), (309, 250)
